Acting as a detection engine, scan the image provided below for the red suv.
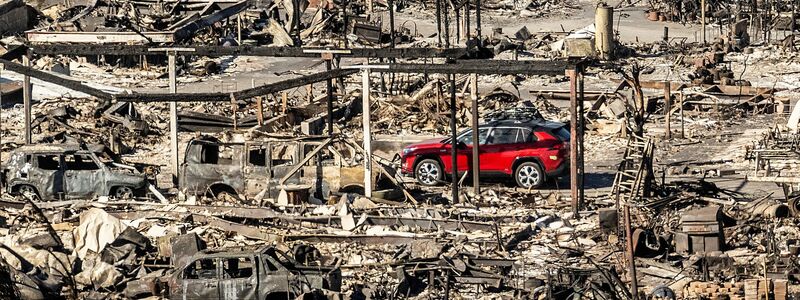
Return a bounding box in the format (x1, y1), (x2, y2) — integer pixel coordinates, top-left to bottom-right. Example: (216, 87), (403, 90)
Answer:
(401, 118), (570, 189)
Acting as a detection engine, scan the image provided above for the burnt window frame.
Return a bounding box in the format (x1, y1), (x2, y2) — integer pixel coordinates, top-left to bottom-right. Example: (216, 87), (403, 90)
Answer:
(183, 258), (220, 280)
(221, 255), (256, 279)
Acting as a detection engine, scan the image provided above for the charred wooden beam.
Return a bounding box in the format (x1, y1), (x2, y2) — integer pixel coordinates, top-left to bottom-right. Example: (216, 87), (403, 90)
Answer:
(28, 44), (471, 58)
(114, 68), (357, 102)
(0, 58), (113, 100)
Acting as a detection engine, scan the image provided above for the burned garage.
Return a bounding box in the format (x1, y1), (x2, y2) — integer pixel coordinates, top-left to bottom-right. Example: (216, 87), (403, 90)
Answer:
(0, 0), (798, 298)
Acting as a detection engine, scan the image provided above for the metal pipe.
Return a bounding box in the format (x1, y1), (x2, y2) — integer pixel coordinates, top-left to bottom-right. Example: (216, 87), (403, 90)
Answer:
(168, 53), (179, 184)
(389, 0), (396, 48)
(23, 52), (31, 145)
(326, 59), (334, 136)
(436, 0), (442, 46)
(476, 0), (481, 38)
(471, 74), (480, 194)
(450, 74), (459, 203)
(577, 70), (585, 209)
(362, 69), (372, 197)
(624, 204), (640, 299)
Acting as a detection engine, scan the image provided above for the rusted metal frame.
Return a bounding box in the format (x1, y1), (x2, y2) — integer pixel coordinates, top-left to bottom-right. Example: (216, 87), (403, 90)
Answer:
(193, 214), (284, 242)
(173, 0), (249, 40)
(278, 137), (335, 185)
(0, 58), (112, 100)
(115, 68), (357, 102)
(28, 44), (469, 58)
(380, 60), (575, 75)
(292, 215), (494, 231)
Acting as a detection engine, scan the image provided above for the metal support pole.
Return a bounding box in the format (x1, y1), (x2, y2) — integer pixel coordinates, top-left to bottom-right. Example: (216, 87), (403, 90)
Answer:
(577, 70), (585, 207)
(567, 69), (580, 215)
(470, 74), (480, 195)
(664, 81), (671, 139)
(237, 15), (242, 45)
(701, 0), (707, 43)
(680, 92), (685, 138)
(624, 204), (640, 299)
(362, 69), (372, 198)
(435, 0), (443, 46)
(23, 53), (31, 145)
(450, 74), (459, 203)
(168, 53), (179, 184)
(475, 0), (481, 38)
(443, 0), (450, 48)
(389, 0), (396, 48)
(325, 58), (334, 136)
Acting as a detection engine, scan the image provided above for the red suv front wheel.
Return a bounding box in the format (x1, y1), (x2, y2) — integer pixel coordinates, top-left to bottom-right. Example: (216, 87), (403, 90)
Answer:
(415, 159), (443, 186)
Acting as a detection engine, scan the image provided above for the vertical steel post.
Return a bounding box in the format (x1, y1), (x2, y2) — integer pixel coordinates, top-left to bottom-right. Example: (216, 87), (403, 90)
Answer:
(450, 74), (459, 203)
(326, 58), (334, 136)
(577, 69), (585, 208)
(470, 74), (480, 194)
(443, 0), (450, 47)
(567, 69), (579, 215)
(362, 69), (372, 198)
(701, 0), (707, 43)
(23, 53), (31, 145)
(168, 53), (179, 184)
(435, 0), (442, 46)
(475, 0), (481, 38)
(624, 204), (640, 299)
(389, 0), (396, 48)
(664, 81), (672, 139)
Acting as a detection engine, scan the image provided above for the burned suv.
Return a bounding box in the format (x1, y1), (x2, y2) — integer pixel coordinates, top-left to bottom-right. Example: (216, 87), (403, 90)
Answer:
(166, 246), (341, 299)
(401, 109), (570, 189)
(2, 144), (148, 200)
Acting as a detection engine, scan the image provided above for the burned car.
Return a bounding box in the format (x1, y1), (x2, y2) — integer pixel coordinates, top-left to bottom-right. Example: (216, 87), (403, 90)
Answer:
(180, 136), (383, 200)
(165, 245), (342, 300)
(2, 144), (148, 200)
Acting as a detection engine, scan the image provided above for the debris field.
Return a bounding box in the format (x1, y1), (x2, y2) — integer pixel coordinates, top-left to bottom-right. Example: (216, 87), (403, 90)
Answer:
(0, 0), (798, 299)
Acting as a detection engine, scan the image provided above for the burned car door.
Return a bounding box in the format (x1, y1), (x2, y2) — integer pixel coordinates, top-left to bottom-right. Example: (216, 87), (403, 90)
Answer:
(181, 140), (244, 195)
(219, 256), (257, 299)
(268, 142), (301, 197)
(243, 143), (271, 198)
(28, 154), (64, 200)
(176, 258), (221, 300)
(63, 153), (104, 199)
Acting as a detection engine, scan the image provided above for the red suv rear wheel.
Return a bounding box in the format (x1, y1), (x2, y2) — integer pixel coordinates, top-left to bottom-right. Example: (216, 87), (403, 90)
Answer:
(515, 162), (544, 189)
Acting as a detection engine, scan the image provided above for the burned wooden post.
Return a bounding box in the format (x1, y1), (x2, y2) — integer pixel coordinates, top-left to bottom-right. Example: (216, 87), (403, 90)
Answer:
(567, 68), (581, 214)
(578, 70), (585, 206)
(624, 203), (640, 299)
(389, 0), (396, 48)
(471, 73), (480, 195)
(23, 52), (31, 144)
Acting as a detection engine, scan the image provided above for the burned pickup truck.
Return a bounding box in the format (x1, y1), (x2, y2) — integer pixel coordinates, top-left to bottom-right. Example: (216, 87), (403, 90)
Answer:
(180, 135), (388, 200)
(2, 144), (149, 200)
(165, 245), (342, 299)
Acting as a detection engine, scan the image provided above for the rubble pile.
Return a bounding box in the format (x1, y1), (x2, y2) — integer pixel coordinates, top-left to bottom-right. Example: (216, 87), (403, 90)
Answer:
(0, 0), (800, 298)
